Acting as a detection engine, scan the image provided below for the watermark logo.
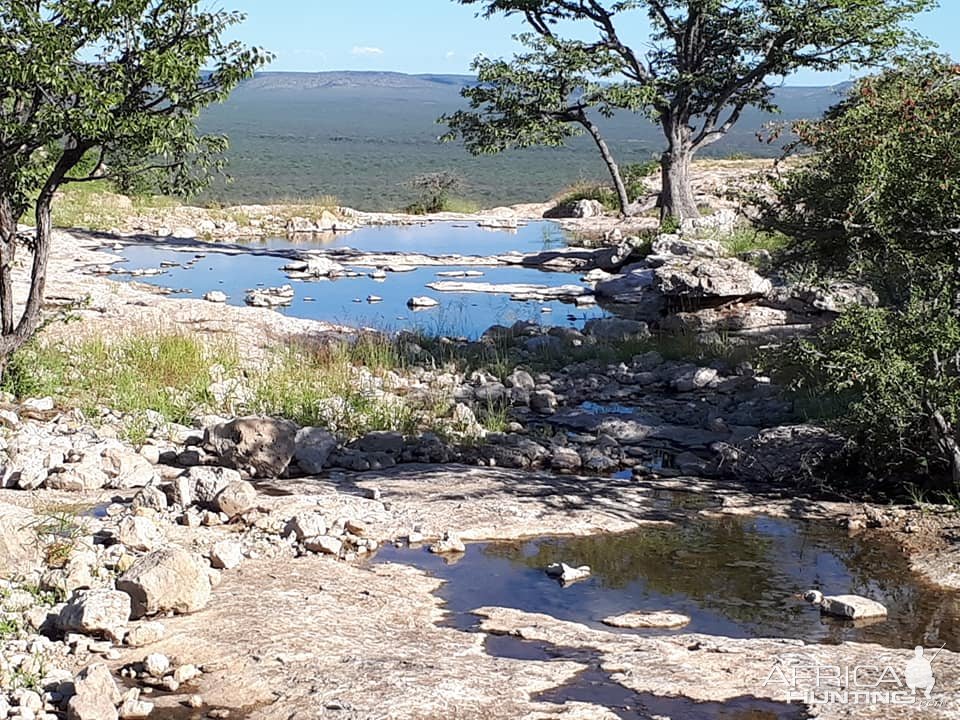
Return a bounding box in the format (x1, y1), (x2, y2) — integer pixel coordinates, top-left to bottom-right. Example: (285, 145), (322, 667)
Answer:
(762, 645), (946, 707)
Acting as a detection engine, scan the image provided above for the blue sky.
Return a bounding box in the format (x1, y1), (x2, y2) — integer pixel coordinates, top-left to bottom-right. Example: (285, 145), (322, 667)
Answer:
(224, 1), (958, 86)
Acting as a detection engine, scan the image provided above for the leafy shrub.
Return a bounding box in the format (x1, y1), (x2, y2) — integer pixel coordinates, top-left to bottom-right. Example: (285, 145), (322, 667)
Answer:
(764, 57), (960, 493)
(769, 298), (960, 490)
(404, 171), (473, 214)
(621, 160), (659, 200)
(766, 55), (960, 305)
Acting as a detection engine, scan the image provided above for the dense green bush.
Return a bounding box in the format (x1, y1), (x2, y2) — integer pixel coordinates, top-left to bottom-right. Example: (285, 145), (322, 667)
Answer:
(772, 298), (960, 489)
(767, 55), (960, 304)
(767, 56), (960, 493)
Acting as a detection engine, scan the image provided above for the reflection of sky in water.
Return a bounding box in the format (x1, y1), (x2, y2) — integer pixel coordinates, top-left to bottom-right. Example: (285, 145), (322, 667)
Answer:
(235, 220), (570, 256)
(108, 222), (608, 338)
(374, 514), (960, 652)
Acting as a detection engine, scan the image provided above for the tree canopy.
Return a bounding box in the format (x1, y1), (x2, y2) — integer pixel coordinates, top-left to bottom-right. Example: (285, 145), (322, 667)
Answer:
(0, 0), (269, 361)
(447, 0), (935, 220)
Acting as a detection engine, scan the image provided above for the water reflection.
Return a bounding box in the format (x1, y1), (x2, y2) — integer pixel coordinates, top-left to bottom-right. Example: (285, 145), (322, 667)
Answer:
(375, 514), (960, 651)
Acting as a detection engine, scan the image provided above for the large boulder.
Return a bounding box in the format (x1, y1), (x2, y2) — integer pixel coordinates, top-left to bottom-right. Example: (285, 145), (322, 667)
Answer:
(293, 427), (337, 474)
(727, 424), (847, 483)
(116, 547), (212, 619)
(58, 589), (131, 643)
(544, 198), (605, 219)
(653, 257), (772, 299)
(203, 417), (297, 477)
(67, 663), (121, 720)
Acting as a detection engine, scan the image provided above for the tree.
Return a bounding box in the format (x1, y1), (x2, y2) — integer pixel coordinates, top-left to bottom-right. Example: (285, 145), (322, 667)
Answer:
(441, 35), (643, 215)
(449, 0), (933, 222)
(0, 1), (270, 366)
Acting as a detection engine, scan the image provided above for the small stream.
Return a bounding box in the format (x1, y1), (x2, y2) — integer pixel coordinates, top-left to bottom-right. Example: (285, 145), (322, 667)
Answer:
(372, 509), (960, 718)
(104, 221), (612, 338)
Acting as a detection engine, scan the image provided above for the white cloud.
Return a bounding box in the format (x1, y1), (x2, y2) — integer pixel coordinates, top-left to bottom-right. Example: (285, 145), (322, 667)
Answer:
(351, 46), (384, 56)
(445, 50), (456, 59)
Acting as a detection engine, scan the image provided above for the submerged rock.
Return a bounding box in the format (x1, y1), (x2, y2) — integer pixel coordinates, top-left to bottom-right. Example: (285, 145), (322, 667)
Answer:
(244, 284), (294, 307)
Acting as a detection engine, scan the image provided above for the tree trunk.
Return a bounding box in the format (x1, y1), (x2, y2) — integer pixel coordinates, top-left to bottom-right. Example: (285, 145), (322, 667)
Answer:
(577, 111), (633, 217)
(659, 120), (700, 223)
(0, 196), (17, 338)
(0, 191), (54, 369)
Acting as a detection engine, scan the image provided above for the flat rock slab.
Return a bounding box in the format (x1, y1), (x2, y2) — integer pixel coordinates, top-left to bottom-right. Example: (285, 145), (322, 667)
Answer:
(126, 556), (584, 719)
(602, 610), (691, 629)
(251, 465), (848, 547)
(475, 606), (960, 720)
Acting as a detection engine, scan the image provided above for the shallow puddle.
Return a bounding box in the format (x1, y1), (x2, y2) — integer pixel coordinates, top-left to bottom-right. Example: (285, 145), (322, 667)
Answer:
(106, 222), (609, 337)
(374, 514), (960, 652)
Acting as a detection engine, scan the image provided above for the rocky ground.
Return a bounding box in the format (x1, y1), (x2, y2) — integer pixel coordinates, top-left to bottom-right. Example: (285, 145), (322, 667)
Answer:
(2, 171), (960, 719)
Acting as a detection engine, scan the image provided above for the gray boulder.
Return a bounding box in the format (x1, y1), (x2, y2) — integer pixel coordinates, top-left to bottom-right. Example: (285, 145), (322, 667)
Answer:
(204, 416), (297, 477)
(729, 424), (847, 483)
(294, 427), (338, 473)
(584, 318), (651, 342)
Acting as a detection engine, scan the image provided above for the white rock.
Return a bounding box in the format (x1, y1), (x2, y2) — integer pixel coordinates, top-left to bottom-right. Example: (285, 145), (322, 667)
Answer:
(304, 535), (343, 556)
(601, 610), (691, 629)
(429, 532), (465, 554)
(803, 590), (888, 619)
(203, 291), (228, 303)
(119, 688), (153, 719)
(125, 621), (166, 647)
(117, 547), (212, 619)
(144, 653), (170, 678)
(284, 512), (327, 541)
(22, 396), (55, 412)
(67, 663), (120, 720)
(209, 540), (244, 570)
(58, 589), (131, 643)
(407, 296), (439, 309)
(117, 516), (164, 552)
(545, 562), (591, 585)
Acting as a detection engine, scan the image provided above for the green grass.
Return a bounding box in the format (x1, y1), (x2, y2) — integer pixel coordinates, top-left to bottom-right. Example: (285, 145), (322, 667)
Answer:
(251, 338), (416, 436)
(0, 616), (21, 640)
(720, 227), (788, 259)
(1, 326), (761, 446)
(24, 501), (94, 570)
(2, 333), (237, 423)
(46, 181), (178, 231)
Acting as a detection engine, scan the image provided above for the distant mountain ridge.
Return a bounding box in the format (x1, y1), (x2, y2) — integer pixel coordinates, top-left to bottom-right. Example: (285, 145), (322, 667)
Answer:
(237, 71), (476, 91)
(239, 70), (851, 100)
